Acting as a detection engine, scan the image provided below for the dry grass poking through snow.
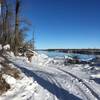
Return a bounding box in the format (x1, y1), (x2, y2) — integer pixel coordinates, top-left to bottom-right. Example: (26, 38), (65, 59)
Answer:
(0, 56), (21, 95)
(0, 74), (10, 95)
(0, 62), (21, 79)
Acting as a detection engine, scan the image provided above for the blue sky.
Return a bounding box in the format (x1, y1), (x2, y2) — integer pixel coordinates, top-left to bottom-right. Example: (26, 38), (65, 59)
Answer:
(22, 0), (100, 49)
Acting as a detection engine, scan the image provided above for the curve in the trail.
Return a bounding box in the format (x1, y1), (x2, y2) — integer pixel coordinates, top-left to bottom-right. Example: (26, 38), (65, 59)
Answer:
(49, 74), (89, 100)
(42, 72), (62, 100)
(11, 62), (82, 100)
(35, 70), (90, 100)
(55, 67), (100, 100)
(6, 56), (98, 100)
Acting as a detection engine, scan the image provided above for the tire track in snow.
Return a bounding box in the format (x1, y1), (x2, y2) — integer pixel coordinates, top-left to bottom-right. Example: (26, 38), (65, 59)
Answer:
(36, 71), (69, 100)
(10, 58), (91, 100)
(51, 75), (89, 100)
(36, 71), (89, 100)
(75, 84), (91, 100)
(46, 74), (64, 100)
(5, 56), (99, 100)
(35, 71), (57, 100)
(54, 67), (100, 100)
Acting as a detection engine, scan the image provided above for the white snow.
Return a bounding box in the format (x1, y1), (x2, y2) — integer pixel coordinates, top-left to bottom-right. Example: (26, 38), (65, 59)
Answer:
(31, 53), (53, 66)
(2, 74), (16, 85)
(3, 44), (10, 50)
(0, 50), (100, 100)
(91, 74), (100, 78)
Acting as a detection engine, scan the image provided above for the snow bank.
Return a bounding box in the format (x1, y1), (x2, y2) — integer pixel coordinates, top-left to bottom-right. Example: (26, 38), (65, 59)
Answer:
(40, 53), (48, 59)
(2, 74), (16, 85)
(31, 51), (65, 66)
(91, 74), (100, 78)
(0, 62), (42, 100)
(3, 50), (100, 100)
(0, 65), (53, 100)
(31, 53), (53, 66)
(3, 44), (10, 50)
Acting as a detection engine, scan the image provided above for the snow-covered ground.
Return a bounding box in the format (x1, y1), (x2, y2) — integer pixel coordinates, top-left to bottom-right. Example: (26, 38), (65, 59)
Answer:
(0, 50), (100, 100)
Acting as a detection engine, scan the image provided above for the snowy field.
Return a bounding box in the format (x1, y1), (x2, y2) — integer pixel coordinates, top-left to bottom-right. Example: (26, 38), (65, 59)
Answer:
(0, 50), (100, 100)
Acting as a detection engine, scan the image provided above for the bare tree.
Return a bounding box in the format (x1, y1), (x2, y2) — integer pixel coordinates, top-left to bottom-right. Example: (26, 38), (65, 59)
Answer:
(0, 0), (34, 55)
(14, 0), (20, 55)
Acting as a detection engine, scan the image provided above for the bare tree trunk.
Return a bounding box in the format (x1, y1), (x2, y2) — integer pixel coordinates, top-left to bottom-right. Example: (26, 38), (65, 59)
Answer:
(0, 0), (4, 43)
(4, 0), (9, 44)
(14, 0), (20, 55)
(0, 0), (30, 55)
(0, 0), (9, 44)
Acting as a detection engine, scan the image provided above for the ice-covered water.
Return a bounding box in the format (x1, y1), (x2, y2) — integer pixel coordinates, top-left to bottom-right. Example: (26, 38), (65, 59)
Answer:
(38, 51), (66, 58)
(38, 51), (95, 61)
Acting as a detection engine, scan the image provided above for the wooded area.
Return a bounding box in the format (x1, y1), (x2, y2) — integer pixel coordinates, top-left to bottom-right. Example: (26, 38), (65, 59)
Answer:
(0, 0), (34, 55)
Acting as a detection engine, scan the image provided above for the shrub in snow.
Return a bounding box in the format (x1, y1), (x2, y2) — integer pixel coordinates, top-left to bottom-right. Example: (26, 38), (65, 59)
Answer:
(26, 53), (34, 62)
(0, 74), (10, 95)
(3, 44), (10, 50)
(1, 62), (20, 79)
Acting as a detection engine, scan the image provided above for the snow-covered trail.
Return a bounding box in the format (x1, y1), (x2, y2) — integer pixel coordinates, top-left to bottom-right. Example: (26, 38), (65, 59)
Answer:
(53, 66), (100, 99)
(8, 57), (100, 100)
(49, 65), (100, 100)
(9, 59), (81, 100)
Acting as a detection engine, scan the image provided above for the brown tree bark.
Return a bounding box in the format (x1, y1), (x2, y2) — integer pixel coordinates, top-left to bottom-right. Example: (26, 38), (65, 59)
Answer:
(14, 0), (20, 55)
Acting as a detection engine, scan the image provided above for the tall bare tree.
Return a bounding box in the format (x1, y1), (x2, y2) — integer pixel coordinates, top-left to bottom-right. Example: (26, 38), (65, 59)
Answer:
(0, 0), (13, 45)
(14, 0), (20, 55)
(0, 0), (34, 55)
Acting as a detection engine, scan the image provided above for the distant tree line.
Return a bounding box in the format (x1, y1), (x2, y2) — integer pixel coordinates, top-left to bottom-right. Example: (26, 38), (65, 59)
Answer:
(0, 0), (35, 55)
(46, 49), (100, 55)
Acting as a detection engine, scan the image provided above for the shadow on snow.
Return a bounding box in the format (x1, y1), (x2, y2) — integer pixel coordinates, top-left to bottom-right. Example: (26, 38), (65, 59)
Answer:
(14, 63), (82, 100)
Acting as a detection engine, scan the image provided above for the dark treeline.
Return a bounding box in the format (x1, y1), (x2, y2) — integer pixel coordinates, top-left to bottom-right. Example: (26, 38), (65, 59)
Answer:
(46, 49), (100, 55)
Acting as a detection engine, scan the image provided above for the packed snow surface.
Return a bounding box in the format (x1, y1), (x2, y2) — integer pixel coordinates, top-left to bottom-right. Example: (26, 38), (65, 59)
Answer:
(0, 51), (100, 100)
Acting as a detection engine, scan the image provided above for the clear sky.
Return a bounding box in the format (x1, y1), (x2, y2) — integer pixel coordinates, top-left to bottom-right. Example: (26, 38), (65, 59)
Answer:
(22, 0), (100, 49)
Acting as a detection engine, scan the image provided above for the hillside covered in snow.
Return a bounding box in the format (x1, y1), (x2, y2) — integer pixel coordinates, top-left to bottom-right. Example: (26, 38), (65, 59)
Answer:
(0, 44), (100, 100)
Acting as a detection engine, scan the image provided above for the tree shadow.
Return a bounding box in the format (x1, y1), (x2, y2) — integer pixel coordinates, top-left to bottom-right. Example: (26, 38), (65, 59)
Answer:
(13, 63), (82, 100)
